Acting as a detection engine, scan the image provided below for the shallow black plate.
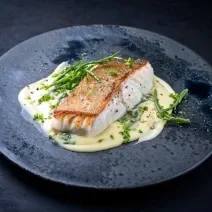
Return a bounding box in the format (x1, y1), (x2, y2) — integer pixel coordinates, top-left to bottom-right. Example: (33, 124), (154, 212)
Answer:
(0, 25), (211, 189)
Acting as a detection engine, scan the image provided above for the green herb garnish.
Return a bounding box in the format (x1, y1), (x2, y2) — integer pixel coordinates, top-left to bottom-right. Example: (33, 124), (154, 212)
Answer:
(33, 113), (44, 123)
(25, 96), (31, 100)
(140, 106), (148, 112)
(119, 122), (131, 143)
(49, 103), (59, 110)
(124, 57), (133, 68)
(44, 52), (119, 94)
(118, 103), (148, 142)
(49, 135), (54, 140)
(60, 133), (75, 144)
(88, 88), (96, 95)
(38, 94), (54, 104)
(153, 89), (190, 124)
(138, 129), (143, 133)
(52, 72), (59, 78)
(110, 135), (114, 140)
(98, 139), (104, 143)
(63, 141), (74, 145)
(168, 89), (188, 111)
(40, 83), (48, 90)
(109, 70), (118, 77)
(119, 105), (146, 124)
(60, 133), (72, 141)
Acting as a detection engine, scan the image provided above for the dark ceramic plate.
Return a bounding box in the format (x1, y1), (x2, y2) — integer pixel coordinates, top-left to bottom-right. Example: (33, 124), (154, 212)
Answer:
(0, 25), (211, 189)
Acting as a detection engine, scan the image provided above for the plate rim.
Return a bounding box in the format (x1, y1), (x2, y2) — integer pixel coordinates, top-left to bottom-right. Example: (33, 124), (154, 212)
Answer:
(1, 144), (212, 190)
(0, 24), (211, 189)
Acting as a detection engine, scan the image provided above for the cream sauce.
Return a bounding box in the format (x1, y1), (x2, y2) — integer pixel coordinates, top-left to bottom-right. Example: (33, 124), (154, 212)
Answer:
(18, 63), (175, 152)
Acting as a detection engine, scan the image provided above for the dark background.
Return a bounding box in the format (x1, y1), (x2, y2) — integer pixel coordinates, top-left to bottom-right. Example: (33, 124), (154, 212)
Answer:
(0, 0), (212, 211)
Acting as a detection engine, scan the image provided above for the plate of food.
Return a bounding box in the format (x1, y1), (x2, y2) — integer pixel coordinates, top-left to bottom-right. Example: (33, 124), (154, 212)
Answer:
(0, 25), (211, 189)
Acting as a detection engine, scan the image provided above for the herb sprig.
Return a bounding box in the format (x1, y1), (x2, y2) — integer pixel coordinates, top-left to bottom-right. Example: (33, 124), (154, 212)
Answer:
(124, 57), (133, 67)
(153, 89), (190, 124)
(49, 103), (59, 110)
(119, 123), (131, 143)
(118, 105), (147, 143)
(109, 70), (118, 77)
(42, 52), (119, 94)
(33, 113), (45, 123)
(38, 94), (54, 104)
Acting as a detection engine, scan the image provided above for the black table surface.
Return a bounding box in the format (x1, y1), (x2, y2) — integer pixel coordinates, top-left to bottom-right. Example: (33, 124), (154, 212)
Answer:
(0, 0), (212, 211)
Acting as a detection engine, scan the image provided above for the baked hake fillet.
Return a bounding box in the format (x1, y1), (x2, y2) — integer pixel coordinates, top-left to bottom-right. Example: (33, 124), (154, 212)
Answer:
(52, 59), (154, 136)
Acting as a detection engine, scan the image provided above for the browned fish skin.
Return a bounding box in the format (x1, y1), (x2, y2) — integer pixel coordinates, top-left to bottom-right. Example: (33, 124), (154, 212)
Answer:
(54, 59), (147, 118)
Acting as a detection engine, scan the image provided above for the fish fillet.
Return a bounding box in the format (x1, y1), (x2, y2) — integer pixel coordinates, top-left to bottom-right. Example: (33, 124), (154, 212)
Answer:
(52, 59), (154, 136)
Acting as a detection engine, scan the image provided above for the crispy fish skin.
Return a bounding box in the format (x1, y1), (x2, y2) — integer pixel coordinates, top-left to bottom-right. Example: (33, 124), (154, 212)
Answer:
(52, 59), (154, 136)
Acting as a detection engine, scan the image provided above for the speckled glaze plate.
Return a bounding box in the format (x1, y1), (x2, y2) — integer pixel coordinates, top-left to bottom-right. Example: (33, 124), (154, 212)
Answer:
(0, 25), (211, 189)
